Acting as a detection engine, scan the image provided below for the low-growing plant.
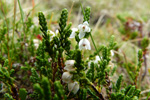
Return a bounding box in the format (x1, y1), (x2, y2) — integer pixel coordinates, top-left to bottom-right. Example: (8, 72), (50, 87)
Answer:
(0, 2), (148, 100)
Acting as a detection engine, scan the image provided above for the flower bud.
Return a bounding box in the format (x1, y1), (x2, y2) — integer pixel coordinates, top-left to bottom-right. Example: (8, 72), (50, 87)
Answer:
(64, 60), (76, 71)
(68, 81), (79, 94)
(62, 72), (73, 83)
(33, 39), (40, 49)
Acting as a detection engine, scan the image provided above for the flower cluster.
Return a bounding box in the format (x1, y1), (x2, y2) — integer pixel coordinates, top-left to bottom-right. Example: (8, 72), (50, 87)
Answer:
(62, 60), (79, 94)
(70, 21), (91, 50)
(61, 21), (92, 94)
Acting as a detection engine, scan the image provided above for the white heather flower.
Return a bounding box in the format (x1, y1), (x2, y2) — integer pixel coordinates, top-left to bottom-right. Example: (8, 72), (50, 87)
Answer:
(79, 38), (91, 50)
(64, 60), (75, 71)
(62, 72), (73, 83)
(110, 50), (114, 57)
(25, 43), (28, 47)
(33, 39), (39, 44)
(94, 56), (101, 63)
(47, 30), (58, 41)
(70, 28), (78, 38)
(33, 39), (40, 49)
(55, 29), (59, 35)
(88, 61), (92, 68)
(78, 21), (91, 39)
(88, 55), (101, 67)
(68, 81), (79, 94)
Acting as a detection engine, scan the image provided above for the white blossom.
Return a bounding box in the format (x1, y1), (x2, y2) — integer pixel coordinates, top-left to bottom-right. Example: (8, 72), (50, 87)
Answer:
(88, 55), (101, 67)
(68, 81), (79, 94)
(33, 39), (40, 49)
(78, 21), (91, 39)
(25, 43), (28, 47)
(88, 61), (92, 68)
(47, 30), (58, 41)
(64, 60), (75, 71)
(110, 50), (114, 57)
(55, 29), (59, 35)
(79, 38), (91, 50)
(33, 39), (39, 44)
(62, 72), (73, 83)
(94, 56), (101, 63)
(70, 28), (78, 38)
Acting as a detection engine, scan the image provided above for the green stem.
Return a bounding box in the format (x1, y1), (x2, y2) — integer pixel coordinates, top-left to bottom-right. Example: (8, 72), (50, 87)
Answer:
(17, 0), (24, 28)
(80, 2), (85, 16)
(18, 0), (27, 62)
(90, 33), (102, 61)
(17, 0), (25, 40)
(12, 0), (17, 46)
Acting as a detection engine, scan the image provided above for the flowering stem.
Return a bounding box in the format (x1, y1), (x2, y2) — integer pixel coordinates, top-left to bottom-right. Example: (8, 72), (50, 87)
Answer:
(80, 3), (102, 60)
(90, 33), (102, 60)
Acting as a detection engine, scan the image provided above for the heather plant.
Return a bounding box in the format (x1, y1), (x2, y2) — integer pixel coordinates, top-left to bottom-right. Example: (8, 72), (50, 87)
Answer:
(117, 14), (149, 85)
(0, 0), (150, 100)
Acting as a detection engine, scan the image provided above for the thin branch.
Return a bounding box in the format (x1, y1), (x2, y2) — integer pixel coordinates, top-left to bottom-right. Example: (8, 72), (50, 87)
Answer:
(90, 33), (102, 61)
(12, 0), (17, 48)
(90, 83), (105, 100)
